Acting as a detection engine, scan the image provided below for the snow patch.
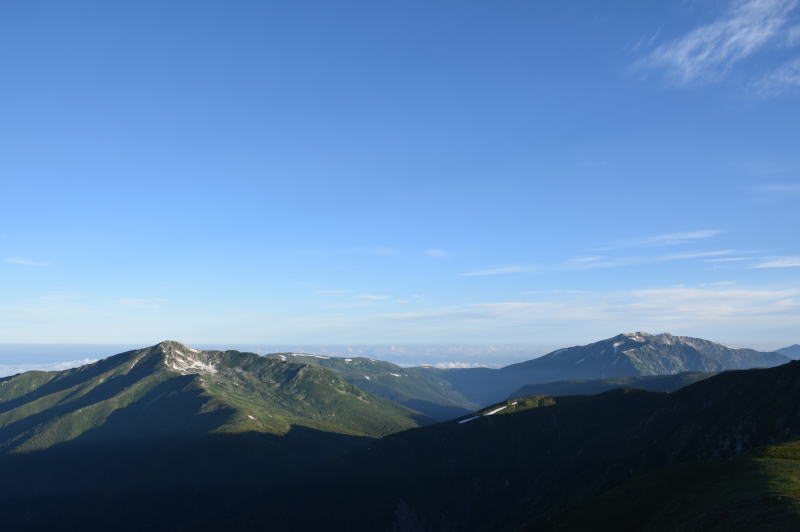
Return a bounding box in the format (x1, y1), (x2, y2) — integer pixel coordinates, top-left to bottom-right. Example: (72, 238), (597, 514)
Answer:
(390, 373), (402, 377)
(483, 405), (507, 416)
(364, 375), (371, 380)
(344, 358), (352, 362)
(574, 358), (585, 365)
(458, 416), (480, 424)
(167, 349), (218, 375)
(290, 353), (331, 359)
(247, 415), (256, 420)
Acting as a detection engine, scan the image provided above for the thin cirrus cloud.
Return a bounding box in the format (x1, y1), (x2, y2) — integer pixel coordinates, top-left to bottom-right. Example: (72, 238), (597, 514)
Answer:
(600, 229), (723, 250)
(117, 298), (165, 310)
(752, 256), (800, 267)
(380, 285), (800, 331)
(459, 265), (533, 277)
(566, 250), (734, 270)
(753, 56), (800, 95)
(425, 249), (450, 258)
(704, 256), (755, 263)
(635, 0), (800, 85)
(757, 183), (800, 193)
(565, 256), (606, 265)
(3, 257), (50, 266)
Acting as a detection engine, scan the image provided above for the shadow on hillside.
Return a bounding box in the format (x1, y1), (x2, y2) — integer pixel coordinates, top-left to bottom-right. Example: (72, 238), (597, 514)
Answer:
(0, 367), (194, 450)
(401, 399), (471, 421)
(0, 421), (375, 531)
(541, 452), (800, 532)
(0, 349), (150, 415)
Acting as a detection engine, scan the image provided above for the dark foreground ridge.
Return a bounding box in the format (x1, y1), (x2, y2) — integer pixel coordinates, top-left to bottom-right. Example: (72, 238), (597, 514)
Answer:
(0, 338), (797, 531)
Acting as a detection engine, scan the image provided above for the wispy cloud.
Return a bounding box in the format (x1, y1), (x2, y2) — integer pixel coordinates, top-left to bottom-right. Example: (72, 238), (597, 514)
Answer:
(642, 229), (725, 246)
(3, 257), (49, 266)
(661, 250), (735, 260)
(370, 247), (396, 256)
(425, 249), (449, 258)
(316, 289), (347, 296)
(753, 56), (800, 95)
(637, 0), (799, 85)
(757, 183), (800, 193)
(704, 256), (755, 262)
(601, 229), (723, 250)
(382, 285), (800, 329)
(566, 256), (606, 265)
(566, 250), (734, 270)
(460, 265), (533, 277)
(753, 256), (800, 267)
(353, 294), (392, 300)
(118, 298), (165, 310)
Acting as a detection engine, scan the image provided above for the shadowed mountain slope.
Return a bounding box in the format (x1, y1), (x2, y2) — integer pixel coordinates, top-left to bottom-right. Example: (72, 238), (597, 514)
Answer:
(508, 371), (715, 399)
(288, 360), (800, 531)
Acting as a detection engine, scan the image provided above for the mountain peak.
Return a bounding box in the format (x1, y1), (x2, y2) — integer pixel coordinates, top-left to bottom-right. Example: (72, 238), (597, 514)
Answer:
(152, 341), (216, 375)
(155, 339), (193, 350)
(621, 331), (653, 342)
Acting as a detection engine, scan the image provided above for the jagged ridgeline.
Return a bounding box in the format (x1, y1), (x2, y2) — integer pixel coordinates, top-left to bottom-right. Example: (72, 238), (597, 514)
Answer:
(0, 341), (428, 454)
(425, 332), (789, 405)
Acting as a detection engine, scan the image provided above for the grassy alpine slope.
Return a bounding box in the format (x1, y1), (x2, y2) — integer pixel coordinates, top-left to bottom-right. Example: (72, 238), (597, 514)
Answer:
(265, 352), (477, 420)
(549, 440), (800, 531)
(0, 341), (426, 454)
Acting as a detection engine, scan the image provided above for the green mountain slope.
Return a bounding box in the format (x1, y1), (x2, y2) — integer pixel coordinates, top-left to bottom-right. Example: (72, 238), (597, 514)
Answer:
(0, 341), (425, 454)
(422, 332), (789, 405)
(264, 352), (477, 420)
(508, 371), (715, 399)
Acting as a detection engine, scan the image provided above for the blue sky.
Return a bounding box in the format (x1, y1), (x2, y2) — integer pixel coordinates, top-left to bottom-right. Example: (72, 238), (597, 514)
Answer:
(1, 0), (799, 350)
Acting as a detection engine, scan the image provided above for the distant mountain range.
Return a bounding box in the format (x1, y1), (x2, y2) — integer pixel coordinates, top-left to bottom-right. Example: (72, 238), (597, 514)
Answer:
(778, 344), (800, 359)
(419, 332), (788, 404)
(0, 333), (796, 530)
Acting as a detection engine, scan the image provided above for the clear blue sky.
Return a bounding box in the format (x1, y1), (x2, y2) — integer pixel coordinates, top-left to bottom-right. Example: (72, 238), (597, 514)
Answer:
(1, 0), (799, 349)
